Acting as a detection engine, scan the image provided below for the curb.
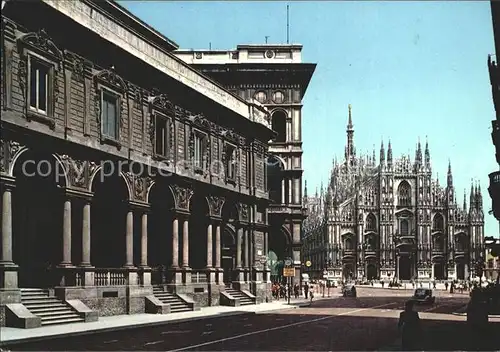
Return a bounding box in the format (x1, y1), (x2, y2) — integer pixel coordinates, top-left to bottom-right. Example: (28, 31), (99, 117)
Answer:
(0, 310), (257, 347)
(0, 298), (337, 346)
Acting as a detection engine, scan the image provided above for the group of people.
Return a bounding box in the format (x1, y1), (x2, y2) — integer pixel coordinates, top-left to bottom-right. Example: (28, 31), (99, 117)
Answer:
(270, 282), (316, 300)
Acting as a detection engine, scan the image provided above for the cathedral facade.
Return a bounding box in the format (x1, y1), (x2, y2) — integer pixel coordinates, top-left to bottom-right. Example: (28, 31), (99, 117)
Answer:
(302, 106), (485, 282)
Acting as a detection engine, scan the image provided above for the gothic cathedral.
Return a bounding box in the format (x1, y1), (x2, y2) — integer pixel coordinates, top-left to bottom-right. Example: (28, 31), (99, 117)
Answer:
(303, 106), (485, 282)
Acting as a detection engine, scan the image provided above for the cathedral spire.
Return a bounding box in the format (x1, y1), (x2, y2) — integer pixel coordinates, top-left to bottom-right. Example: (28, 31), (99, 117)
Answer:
(304, 180), (308, 198)
(380, 140), (385, 165)
(469, 179), (475, 212)
(387, 139), (393, 166)
(415, 137), (422, 165)
(424, 136), (430, 167)
(345, 104), (355, 166)
(372, 145), (376, 165)
(463, 189), (467, 211)
(447, 159), (453, 187)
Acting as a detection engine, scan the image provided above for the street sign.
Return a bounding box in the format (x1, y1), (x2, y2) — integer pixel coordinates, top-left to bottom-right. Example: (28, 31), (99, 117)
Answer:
(305, 260), (312, 267)
(284, 259), (292, 267)
(283, 267), (295, 277)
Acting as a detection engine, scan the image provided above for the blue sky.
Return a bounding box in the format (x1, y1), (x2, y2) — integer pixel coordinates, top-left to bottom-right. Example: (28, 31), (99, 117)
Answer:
(121, 1), (498, 237)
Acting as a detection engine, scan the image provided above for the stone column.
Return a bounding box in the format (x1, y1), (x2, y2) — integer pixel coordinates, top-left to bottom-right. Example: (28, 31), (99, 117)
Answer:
(124, 210), (134, 267)
(81, 201), (91, 266)
(236, 227), (243, 269)
(182, 218), (189, 268)
(181, 217), (191, 284)
(207, 223), (213, 268)
(244, 227), (249, 281)
(140, 212), (148, 267)
(172, 217), (179, 268)
(0, 179), (18, 291)
(1, 186), (14, 265)
(80, 199), (94, 287)
(60, 198), (72, 266)
(215, 223), (223, 284)
(281, 179), (286, 204)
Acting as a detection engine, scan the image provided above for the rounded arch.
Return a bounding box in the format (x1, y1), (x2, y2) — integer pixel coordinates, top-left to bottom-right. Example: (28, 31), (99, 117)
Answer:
(270, 109), (287, 143)
(397, 180), (411, 207)
(91, 170), (130, 267)
(19, 30), (64, 61)
(94, 69), (128, 92)
(189, 192), (210, 270)
(12, 149), (66, 287)
(267, 154), (285, 204)
(222, 200), (239, 222)
(432, 213), (444, 232)
(9, 147), (69, 187)
(89, 165), (132, 200)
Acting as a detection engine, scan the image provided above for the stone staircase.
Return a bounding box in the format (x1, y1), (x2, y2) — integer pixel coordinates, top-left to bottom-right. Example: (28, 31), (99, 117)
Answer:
(225, 286), (256, 306)
(20, 288), (85, 326)
(152, 287), (193, 313)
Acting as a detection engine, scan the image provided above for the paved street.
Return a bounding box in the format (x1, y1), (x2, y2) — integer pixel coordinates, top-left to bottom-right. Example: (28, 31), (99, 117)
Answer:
(5, 288), (499, 351)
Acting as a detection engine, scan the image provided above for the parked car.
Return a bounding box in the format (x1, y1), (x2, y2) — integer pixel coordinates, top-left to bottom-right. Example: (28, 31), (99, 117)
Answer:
(342, 284), (357, 297)
(411, 288), (436, 304)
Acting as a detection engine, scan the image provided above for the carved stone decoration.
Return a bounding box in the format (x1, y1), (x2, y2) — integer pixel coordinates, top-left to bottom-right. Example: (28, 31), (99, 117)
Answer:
(236, 203), (249, 222)
(94, 68), (127, 138)
(150, 94), (175, 113)
(65, 51), (87, 82)
(203, 134), (211, 176)
(17, 59), (27, 100)
(17, 29), (63, 62)
(123, 172), (153, 203)
(59, 155), (97, 190)
(133, 87), (143, 109)
(0, 140), (23, 175)
(94, 68), (128, 93)
(170, 184), (194, 211)
(207, 195), (225, 218)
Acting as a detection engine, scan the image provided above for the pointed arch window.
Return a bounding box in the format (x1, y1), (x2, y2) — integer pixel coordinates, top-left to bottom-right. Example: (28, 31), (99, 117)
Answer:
(400, 219), (409, 236)
(365, 213), (377, 232)
(344, 237), (354, 250)
(432, 214), (444, 232)
(397, 181), (411, 207)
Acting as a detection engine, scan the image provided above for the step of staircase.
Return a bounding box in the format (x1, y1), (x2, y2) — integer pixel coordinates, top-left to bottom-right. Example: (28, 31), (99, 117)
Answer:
(152, 288), (193, 313)
(20, 288), (85, 326)
(225, 288), (256, 305)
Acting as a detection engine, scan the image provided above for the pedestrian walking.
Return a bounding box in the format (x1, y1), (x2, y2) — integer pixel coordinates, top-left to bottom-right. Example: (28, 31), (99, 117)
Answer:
(303, 283), (309, 299)
(398, 300), (422, 351)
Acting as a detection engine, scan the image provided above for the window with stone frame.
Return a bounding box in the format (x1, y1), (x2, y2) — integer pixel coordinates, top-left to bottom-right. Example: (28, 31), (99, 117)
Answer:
(28, 57), (51, 115)
(101, 88), (120, 141)
(224, 142), (237, 183)
(192, 130), (207, 170)
(17, 29), (63, 128)
(400, 219), (409, 236)
(154, 113), (172, 159)
(397, 181), (411, 207)
(94, 69), (127, 147)
(365, 213), (377, 232)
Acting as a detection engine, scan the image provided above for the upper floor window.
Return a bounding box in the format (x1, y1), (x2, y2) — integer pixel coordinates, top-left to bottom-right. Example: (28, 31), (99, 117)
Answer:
(29, 58), (50, 115)
(272, 91), (285, 104)
(271, 110), (287, 143)
(154, 114), (172, 158)
(400, 219), (409, 236)
(101, 89), (120, 141)
(224, 143), (237, 182)
(432, 213), (444, 232)
(398, 181), (411, 207)
(365, 213), (377, 232)
(192, 130), (207, 170)
(254, 91), (267, 104)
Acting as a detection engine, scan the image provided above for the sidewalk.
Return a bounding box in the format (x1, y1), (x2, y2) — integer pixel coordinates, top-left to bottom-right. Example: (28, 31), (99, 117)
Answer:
(0, 297), (326, 346)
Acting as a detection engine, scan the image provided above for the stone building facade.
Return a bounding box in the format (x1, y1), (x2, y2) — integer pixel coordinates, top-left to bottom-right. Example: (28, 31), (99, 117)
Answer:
(0, 0), (275, 327)
(174, 46), (316, 285)
(303, 106), (485, 282)
(488, 0), (500, 226)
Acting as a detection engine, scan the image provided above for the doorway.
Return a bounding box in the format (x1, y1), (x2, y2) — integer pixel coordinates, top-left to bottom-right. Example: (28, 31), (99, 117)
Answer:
(222, 228), (236, 284)
(434, 262), (446, 280)
(366, 263), (377, 280)
(398, 256), (411, 280)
